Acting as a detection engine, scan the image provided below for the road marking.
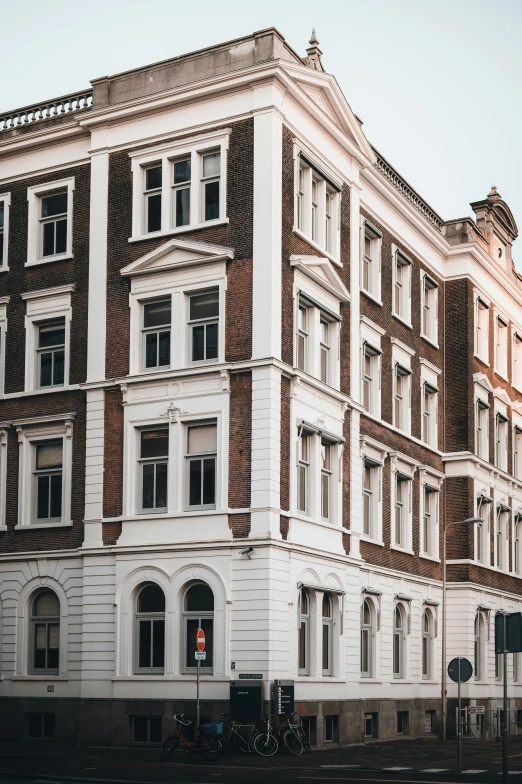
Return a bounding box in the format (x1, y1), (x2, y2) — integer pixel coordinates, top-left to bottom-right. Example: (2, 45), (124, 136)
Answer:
(382, 768), (413, 771)
(463, 770), (487, 774)
(320, 765), (361, 768)
(422, 769), (450, 773)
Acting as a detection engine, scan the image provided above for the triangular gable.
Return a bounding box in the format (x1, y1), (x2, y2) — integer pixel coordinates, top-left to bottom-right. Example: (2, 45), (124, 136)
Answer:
(121, 238), (234, 277)
(493, 386), (512, 407)
(290, 254), (350, 303)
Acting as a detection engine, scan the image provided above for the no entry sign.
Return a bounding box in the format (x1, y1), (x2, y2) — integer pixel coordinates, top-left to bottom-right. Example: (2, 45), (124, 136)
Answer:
(196, 628), (205, 652)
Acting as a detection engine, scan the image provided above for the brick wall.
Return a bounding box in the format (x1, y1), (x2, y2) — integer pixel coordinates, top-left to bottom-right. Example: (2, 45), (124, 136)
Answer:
(228, 371), (252, 538)
(103, 388), (124, 519)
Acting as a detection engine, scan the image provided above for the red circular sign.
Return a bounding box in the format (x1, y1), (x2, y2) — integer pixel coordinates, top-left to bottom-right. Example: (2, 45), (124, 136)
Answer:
(196, 628), (205, 652)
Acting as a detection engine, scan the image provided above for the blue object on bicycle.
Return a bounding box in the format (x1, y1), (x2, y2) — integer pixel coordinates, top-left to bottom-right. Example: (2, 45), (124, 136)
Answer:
(201, 722), (223, 735)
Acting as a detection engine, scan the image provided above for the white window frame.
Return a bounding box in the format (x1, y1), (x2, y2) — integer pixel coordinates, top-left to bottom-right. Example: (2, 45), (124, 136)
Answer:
(184, 420), (218, 512)
(0, 297), (8, 398)
(474, 611), (486, 681)
(129, 131), (230, 241)
(494, 406), (509, 472)
(474, 292), (490, 364)
(360, 597), (375, 678)
(360, 437), (386, 545)
(295, 422), (343, 525)
(475, 492), (492, 566)
(394, 364), (411, 434)
(494, 311), (509, 380)
(14, 414), (74, 529)
(187, 288), (221, 368)
(137, 427), (169, 515)
(420, 474), (441, 559)
(0, 425), (8, 531)
(392, 603), (408, 679)
(361, 218), (382, 304)
(513, 415), (522, 481)
(475, 386), (490, 461)
(420, 272), (438, 347)
(298, 588), (311, 676)
(514, 513), (522, 577)
(295, 293), (341, 388)
(420, 359), (440, 449)
(390, 452), (416, 554)
(513, 328), (522, 392)
(421, 609), (434, 680)
(361, 317), (385, 418)
(495, 502), (511, 571)
(26, 178), (75, 266)
(0, 192), (10, 271)
(392, 245), (412, 327)
(293, 143), (342, 264)
(21, 285), (74, 393)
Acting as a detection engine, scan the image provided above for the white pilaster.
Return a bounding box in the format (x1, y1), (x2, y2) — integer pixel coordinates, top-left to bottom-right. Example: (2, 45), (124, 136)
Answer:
(82, 388), (105, 548)
(87, 146), (109, 383)
(349, 180), (362, 558)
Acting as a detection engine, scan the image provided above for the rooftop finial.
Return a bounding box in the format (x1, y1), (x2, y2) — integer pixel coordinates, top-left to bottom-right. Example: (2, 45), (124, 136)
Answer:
(488, 185), (500, 200)
(305, 28), (324, 71)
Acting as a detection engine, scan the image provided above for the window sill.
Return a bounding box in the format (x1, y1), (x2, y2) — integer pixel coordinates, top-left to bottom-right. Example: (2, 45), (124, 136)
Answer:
(112, 675), (225, 681)
(361, 289), (383, 307)
(26, 254), (73, 267)
(392, 312), (412, 330)
(494, 369), (509, 382)
(120, 509), (225, 521)
(11, 674), (69, 681)
(391, 679), (413, 684)
(15, 521), (73, 530)
(0, 266), (9, 274)
(3, 384), (80, 400)
(474, 353), (489, 367)
(361, 410), (442, 455)
(291, 512), (342, 531)
(292, 227), (341, 268)
(359, 679), (382, 684)
(390, 545), (414, 556)
(129, 218), (229, 244)
(361, 535), (384, 547)
(421, 333), (439, 350)
(419, 553), (441, 563)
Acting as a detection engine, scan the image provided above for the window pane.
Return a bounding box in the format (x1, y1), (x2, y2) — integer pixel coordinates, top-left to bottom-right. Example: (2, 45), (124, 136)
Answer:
(204, 181), (220, 221)
(53, 350), (65, 385)
(158, 331), (170, 366)
(361, 628), (369, 672)
(322, 624), (329, 670)
(146, 166), (162, 190)
(47, 624), (59, 669)
(138, 585), (165, 613)
(175, 187), (190, 227)
(150, 717), (162, 743)
(49, 474), (62, 518)
(145, 333), (158, 368)
(190, 291), (219, 321)
(206, 323), (218, 360)
(185, 583), (214, 611)
(201, 618), (213, 668)
(321, 347), (328, 382)
(299, 621), (307, 670)
(34, 626), (47, 669)
(138, 619), (152, 668)
(185, 618), (198, 667)
(155, 462), (168, 509)
(39, 323), (65, 348)
(55, 219), (67, 254)
(321, 473), (329, 519)
(0, 203), (4, 229)
(189, 459), (202, 506)
(202, 457), (216, 506)
(0, 233), (4, 264)
(203, 152), (220, 178)
(192, 325), (205, 361)
(141, 429), (169, 459)
(147, 193), (162, 233)
(133, 717), (148, 742)
(188, 424), (217, 454)
(152, 620), (165, 668)
(144, 300), (171, 328)
(142, 464), (155, 509)
(298, 465), (307, 512)
(174, 158), (191, 184)
(37, 476), (50, 519)
(322, 594), (331, 617)
(393, 633), (400, 675)
(42, 192), (67, 218)
(40, 353), (53, 387)
(33, 591), (60, 617)
(43, 221), (55, 257)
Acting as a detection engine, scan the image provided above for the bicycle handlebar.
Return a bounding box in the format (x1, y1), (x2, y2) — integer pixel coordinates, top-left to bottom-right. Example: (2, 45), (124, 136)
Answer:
(173, 713), (192, 726)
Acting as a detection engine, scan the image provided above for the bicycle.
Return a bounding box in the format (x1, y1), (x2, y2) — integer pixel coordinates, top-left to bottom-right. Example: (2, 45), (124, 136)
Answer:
(219, 713), (258, 755)
(252, 712), (278, 756)
(279, 712), (304, 755)
(160, 713), (222, 762)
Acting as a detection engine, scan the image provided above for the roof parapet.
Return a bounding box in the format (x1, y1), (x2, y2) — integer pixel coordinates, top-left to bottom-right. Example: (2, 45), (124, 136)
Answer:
(0, 90), (92, 135)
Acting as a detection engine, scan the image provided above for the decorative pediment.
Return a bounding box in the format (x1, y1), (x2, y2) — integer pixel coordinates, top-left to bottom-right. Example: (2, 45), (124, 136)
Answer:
(290, 254), (350, 303)
(120, 238), (234, 278)
(473, 372), (494, 393)
(493, 386), (512, 407)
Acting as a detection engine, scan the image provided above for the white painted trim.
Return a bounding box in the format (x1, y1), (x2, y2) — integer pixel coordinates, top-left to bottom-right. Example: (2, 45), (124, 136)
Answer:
(0, 192), (10, 271)
(23, 287), (74, 393)
(26, 177), (75, 266)
(87, 151), (109, 383)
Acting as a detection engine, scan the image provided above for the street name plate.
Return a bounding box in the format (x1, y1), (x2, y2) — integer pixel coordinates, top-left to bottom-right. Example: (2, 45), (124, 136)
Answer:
(195, 651), (206, 660)
(238, 673), (262, 679)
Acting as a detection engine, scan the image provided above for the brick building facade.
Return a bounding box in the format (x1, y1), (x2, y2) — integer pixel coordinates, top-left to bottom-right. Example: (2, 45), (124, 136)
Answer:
(0, 28), (520, 746)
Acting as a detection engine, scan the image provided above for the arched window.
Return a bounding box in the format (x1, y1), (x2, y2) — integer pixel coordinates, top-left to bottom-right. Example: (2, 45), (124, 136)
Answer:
(474, 612), (484, 681)
(421, 610), (432, 679)
(361, 599), (373, 677)
(135, 583), (165, 673)
(183, 583), (214, 672)
(393, 605), (405, 679)
(322, 593), (332, 676)
(31, 590), (60, 673)
(298, 589), (310, 675)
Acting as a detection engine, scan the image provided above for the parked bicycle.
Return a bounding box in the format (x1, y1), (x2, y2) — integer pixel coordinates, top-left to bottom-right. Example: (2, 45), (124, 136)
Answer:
(160, 713), (222, 762)
(219, 713), (257, 755)
(252, 712), (279, 756)
(278, 712), (304, 755)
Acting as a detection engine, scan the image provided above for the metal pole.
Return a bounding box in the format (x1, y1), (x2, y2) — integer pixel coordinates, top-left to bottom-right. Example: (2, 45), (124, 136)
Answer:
(442, 522), (447, 742)
(196, 658), (200, 732)
(503, 617), (508, 784)
(457, 658), (462, 774)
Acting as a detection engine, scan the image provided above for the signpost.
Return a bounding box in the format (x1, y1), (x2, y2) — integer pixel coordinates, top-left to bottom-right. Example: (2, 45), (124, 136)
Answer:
(195, 628), (205, 731)
(448, 657), (473, 774)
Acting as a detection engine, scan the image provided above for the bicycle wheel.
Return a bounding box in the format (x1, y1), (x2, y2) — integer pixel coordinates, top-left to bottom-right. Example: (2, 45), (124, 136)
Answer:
(199, 734), (223, 761)
(297, 726), (311, 753)
(238, 727), (255, 754)
(161, 734), (186, 761)
(253, 731), (278, 756)
(283, 729), (303, 755)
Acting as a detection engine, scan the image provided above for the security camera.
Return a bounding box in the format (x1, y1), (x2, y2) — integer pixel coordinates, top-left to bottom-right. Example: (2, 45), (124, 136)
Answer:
(240, 547), (254, 558)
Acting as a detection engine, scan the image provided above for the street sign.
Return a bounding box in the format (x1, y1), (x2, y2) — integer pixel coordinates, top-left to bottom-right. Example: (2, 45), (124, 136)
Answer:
(229, 679), (263, 719)
(238, 673), (262, 679)
(273, 679), (295, 717)
(448, 657), (473, 683)
(468, 706), (476, 714)
(496, 612), (522, 653)
(476, 705), (486, 715)
(196, 628), (205, 652)
(195, 651), (206, 661)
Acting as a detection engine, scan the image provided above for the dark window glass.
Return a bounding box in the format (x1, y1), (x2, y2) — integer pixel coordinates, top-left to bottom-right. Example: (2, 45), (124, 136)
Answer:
(55, 219), (67, 254)
(204, 180), (220, 221)
(40, 354), (53, 387)
(174, 159), (191, 184)
(185, 617), (214, 669)
(192, 325), (205, 362)
(138, 620), (152, 668)
(190, 291), (219, 321)
(133, 716), (148, 743)
(152, 621), (165, 668)
(141, 464), (155, 509)
(0, 233), (4, 265)
(146, 166), (162, 190)
(185, 583), (214, 612)
(43, 222), (55, 257)
(0, 203), (4, 229)
(138, 584), (165, 613)
(176, 188), (190, 227)
(39, 324), (65, 349)
(203, 458), (216, 505)
(27, 713), (55, 739)
(157, 331), (170, 366)
(53, 350), (65, 385)
(147, 194), (162, 233)
(206, 323), (218, 360)
(42, 192), (67, 218)
(144, 301), (171, 328)
(189, 459), (202, 506)
(49, 474), (62, 518)
(155, 462), (168, 509)
(149, 717), (162, 743)
(141, 430), (168, 459)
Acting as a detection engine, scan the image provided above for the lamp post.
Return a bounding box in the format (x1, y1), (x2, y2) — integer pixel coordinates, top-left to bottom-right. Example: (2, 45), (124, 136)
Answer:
(441, 516), (483, 743)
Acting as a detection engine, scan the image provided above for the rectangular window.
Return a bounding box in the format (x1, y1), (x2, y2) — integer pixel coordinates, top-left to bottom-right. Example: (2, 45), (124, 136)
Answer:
(173, 157), (191, 227)
(34, 440), (63, 522)
(397, 711), (409, 735)
(142, 299), (171, 370)
(425, 710), (435, 734)
(362, 344), (380, 415)
(41, 191), (68, 258)
(393, 250), (411, 323)
(364, 713), (377, 738)
(323, 715), (339, 743)
(394, 365), (411, 432)
(201, 151), (220, 222)
(475, 297), (489, 360)
(321, 441), (331, 521)
(297, 434), (310, 514)
(394, 476), (410, 548)
(37, 320), (65, 388)
(300, 716), (316, 746)
(496, 509), (509, 570)
(422, 383), (438, 448)
(476, 398), (489, 460)
(363, 460), (379, 539)
(495, 316), (509, 378)
(0, 197), (5, 267)
(423, 486), (437, 557)
(320, 319), (330, 384)
(26, 713), (55, 740)
(297, 167), (304, 230)
(186, 423), (217, 509)
(297, 305), (308, 372)
(132, 716), (162, 744)
(362, 223), (381, 300)
(144, 165), (162, 234)
(514, 333), (522, 390)
(295, 156), (340, 258)
(189, 290), (219, 364)
(495, 412), (508, 471)
(421, 275), (438, 344)
(139, 429), (168, 512)
(514, 426), (522, 480)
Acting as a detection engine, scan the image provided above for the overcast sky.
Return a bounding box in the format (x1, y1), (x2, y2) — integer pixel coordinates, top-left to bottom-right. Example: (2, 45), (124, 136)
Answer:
(2, 0), (521, 250)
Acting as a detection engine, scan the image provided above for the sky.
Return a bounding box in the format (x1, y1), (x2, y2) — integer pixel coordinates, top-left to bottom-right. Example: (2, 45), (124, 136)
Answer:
(1, 0), (521, 247)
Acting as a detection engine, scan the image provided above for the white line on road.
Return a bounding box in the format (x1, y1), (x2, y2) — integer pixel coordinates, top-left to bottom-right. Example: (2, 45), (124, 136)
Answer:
(421, 770), (450, 773)
(382, 768), (413, 771)
(462, 771), (487, 774)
